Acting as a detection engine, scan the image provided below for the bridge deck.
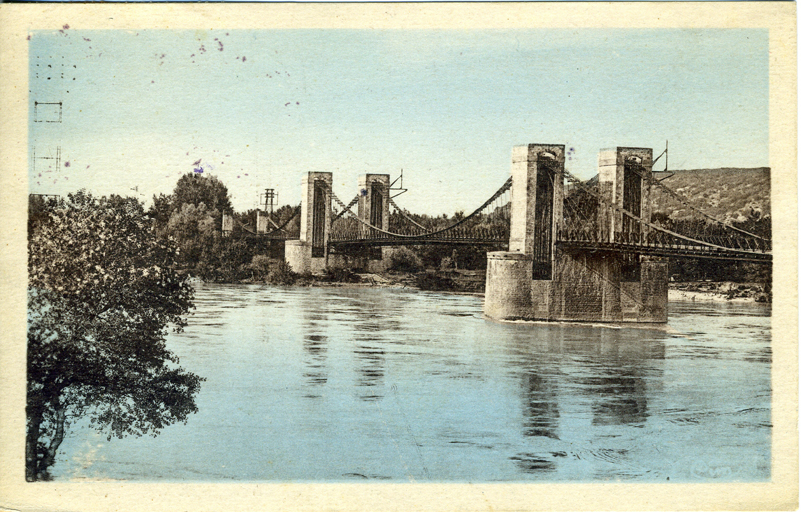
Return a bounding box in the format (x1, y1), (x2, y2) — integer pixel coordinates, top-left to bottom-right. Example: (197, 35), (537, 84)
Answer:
(327, 236), (771, 262)
(557, 240), (772, 263)
(329, 237), (508, 248)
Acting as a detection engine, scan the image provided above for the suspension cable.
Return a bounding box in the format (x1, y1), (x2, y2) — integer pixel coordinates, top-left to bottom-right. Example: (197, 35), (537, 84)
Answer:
(232, 216), (256, 234)
(262, 204), (301, 235)
(265, 214), (281, 230)
(563, 193), (596, 228)
(330, 176), (512, 239)
(332, 195), (359, 223)
(627, 165), (768, 241)
(388, 196), (433, 232)
(558, 168), (769, 255)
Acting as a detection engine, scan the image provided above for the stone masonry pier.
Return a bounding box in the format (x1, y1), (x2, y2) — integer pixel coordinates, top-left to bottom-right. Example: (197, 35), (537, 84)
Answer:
(484, 144), (668, 323)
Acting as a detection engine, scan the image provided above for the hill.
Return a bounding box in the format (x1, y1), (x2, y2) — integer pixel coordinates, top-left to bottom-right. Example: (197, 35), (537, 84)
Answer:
(651, 167), (770, 223)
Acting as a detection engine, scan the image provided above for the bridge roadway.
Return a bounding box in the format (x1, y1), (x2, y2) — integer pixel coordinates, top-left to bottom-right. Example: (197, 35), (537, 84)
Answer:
(556, 240), (772, 263)
(245, 228), (771, 263)
(329, 237), (508, 249)
(326, 233), (772, 263)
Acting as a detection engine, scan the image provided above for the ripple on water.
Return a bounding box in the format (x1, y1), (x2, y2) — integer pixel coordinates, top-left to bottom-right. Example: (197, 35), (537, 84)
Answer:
(53, 285), (770, 483)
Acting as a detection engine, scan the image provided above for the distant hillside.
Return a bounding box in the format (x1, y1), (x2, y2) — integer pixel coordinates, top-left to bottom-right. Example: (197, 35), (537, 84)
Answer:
(651, 167), (770, 223)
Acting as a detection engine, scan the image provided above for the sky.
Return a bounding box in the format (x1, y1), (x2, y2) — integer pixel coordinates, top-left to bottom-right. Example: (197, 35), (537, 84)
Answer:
(29, 28), (768, 216)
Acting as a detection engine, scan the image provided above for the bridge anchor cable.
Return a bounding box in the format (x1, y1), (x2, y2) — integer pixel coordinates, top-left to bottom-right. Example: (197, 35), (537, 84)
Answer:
(558, 168), (770, 257)
(627, 165), (769, 242)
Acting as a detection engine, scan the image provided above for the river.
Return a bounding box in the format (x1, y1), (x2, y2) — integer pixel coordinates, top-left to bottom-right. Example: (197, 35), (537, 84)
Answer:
(51, 283), (771, 482)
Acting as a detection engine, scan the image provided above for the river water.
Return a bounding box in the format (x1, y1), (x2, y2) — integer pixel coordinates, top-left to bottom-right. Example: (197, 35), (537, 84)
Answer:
(52, 284), (771, 482)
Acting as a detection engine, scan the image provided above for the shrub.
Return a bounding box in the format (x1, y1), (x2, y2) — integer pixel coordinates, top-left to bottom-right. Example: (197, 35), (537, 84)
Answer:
(322, 268), (361, 283)
(250, 254), (272, 281)
(439, 256), (455, 270)
(266, 260), (297, 285)
(415, 272), (456, 291)
(387, 247), (423, 272)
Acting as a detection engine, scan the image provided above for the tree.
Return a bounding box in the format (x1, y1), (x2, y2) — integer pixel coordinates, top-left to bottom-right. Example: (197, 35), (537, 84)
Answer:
(27, 191), (203, 481)
(171, 173), (232, 221)
(164, 202), (217, 266)
(147, 173), (236, 274)
(28, 194), (61, 235)
(148, 174), (231, 234)
(148, 192), (173, 233)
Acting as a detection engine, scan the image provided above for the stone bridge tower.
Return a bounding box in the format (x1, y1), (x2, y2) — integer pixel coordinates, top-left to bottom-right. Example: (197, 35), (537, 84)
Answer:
(358, 174), (390, 235)
(328, 173), (392, 273)
(599, 147), (655, 244)
(285, 171), (333, 274)
(485, 144), (565, 320)
(358, 174), (391, 270)
(485, 145), (668, 324)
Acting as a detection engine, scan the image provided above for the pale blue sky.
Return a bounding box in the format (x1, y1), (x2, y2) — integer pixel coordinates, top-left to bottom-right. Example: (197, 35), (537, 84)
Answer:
(29, 29), (768, 215)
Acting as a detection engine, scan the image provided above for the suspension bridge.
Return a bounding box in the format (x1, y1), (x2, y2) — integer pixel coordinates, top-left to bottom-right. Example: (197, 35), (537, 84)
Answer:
(236, 144), (770, 323)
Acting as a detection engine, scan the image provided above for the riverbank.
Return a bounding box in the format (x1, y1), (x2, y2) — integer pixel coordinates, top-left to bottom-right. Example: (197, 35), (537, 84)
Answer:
(246, 268), (487, 295)
(668, 281), (771, 303)
(228, 266), (770, 303)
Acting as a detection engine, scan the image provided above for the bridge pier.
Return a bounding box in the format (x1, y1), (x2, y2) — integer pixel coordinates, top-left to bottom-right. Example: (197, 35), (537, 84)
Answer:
(485, 145), (668, 324)
(486, 144), (564, 319)
(285, 172), (333, 274)
(485, 252), (533, 319)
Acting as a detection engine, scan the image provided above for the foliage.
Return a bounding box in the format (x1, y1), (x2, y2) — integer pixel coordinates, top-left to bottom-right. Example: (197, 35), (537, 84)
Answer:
(321, 268), (361, 283)
(147, 173), (233, 234)
(249, 254), (273, 281)
(386, 246), (423, 272)
(385, 203), (508, 271)
(28, 195), (61, 235)
(415, 272), (456, 291)
(165, 202), (217, 265)
(147, 174), (299, 282)
(266, 260), (297, 285)
(148, 192), (173, 228)
(405, 244), (501, 271)
(148, 174), (231, 273)
(197, 236), (254, 282)
(669, 258), (771, 286)
(171, 173), (232, 221)
(652, 168), (770, 223)
(27, 191), (203, 481)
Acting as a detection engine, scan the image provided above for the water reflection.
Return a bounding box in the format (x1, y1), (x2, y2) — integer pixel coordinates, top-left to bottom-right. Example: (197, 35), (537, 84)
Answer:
(354, 339), (386, 401)
(352, 319), (386, 401)
(521, 371), (560, 439)
(303, 334), (329, 386)
(54, 285), (770, 482)
(510, 452), (557, 473)
(583, 334), (664, 427)
(509, 328), (667, 436)
(350, 293), (400, 402)
(587, 368), (648, 426)
(301, 303), (330, 399)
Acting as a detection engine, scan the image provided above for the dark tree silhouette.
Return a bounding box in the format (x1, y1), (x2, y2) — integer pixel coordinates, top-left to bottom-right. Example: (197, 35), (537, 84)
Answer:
(27, 191), (203, 481)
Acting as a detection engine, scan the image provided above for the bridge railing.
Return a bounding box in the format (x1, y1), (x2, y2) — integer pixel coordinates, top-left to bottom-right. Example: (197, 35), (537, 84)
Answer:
(327, 178), (512, 245)
(556, 165), (771, 259)
(559, 226), (772, 254)
(329, 221), (510, 243)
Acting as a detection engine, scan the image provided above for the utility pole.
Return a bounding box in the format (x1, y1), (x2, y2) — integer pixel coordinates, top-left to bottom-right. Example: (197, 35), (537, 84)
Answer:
(262, 188), (276, 215)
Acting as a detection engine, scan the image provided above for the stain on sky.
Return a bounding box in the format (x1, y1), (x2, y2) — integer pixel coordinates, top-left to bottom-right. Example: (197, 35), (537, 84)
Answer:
(29, 30), (308, 201)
